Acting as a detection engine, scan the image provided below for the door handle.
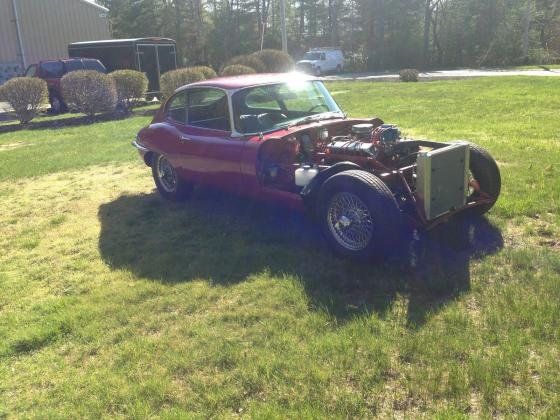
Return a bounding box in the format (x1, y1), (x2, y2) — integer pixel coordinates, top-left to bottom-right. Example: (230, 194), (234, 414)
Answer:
(179, 135), (192, 142)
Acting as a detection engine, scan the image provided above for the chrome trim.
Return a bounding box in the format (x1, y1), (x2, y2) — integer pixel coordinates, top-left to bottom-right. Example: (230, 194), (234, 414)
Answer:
(131, 138), (149, 152)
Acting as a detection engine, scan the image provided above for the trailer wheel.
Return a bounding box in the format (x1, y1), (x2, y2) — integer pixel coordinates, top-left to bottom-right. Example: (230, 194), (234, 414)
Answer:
(317, 170), (402, 259)
(466, 143), (501, 215)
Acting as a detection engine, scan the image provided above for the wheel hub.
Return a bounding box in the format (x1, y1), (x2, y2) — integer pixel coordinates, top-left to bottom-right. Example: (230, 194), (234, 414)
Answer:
(327, 192), (374, 251)
(338, 215), (352, 228)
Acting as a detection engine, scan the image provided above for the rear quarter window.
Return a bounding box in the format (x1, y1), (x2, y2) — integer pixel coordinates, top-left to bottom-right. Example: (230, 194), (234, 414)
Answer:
(84, 60), (106, 73)
(25, 65), (37, 77)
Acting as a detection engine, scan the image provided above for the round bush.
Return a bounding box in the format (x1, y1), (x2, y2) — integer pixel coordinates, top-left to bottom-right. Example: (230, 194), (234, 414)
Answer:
(251, 49), (294, 72)
(399, 69), (420, 82)
(160, 68), (206, 99)
(220, 65), (257, 77)
(190, 66), (218, 79)
(110, 70), (148, 111)
(225, 55), (266, 73)
(61, 70), (117, 117)
(0, 77), (47, 124)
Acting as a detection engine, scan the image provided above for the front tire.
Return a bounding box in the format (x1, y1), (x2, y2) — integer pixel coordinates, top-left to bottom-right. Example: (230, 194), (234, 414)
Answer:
(151, 154), (193, 201)
(466, 143), (501, 215)
(317, 170), (402, 259)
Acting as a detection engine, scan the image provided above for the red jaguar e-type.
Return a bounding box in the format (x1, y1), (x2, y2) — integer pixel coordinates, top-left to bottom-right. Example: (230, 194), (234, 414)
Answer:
(133, 73), (500, 258)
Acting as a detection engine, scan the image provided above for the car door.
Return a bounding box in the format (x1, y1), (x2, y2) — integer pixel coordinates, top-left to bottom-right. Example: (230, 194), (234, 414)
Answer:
(168, 88), (245, 191)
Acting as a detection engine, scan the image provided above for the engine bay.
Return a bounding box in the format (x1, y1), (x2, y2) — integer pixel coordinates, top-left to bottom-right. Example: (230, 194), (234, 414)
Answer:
(257, 118), (421, 193)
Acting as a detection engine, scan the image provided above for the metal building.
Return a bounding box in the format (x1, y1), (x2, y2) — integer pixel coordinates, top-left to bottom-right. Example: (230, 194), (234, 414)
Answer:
(0, 0), (110, 84)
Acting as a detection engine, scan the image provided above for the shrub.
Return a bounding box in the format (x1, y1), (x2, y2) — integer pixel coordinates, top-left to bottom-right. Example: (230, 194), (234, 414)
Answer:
(399, 69), (420, 82)
(110, 70), (148, 111)
(0, 77), (47, 124)
(160, 67), (206, 99)
(251, 49), (294, 72)
(190, 66), (218, 79)
(225, 54), (266, 73)
(220, 65), (257, 77)
(61, 70), (117, 117)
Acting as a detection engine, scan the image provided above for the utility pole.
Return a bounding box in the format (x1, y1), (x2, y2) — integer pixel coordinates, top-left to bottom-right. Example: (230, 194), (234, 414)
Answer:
(280, 0), (287, 52)
(11, 0), (27, 70)
(522, 0), (532, 62)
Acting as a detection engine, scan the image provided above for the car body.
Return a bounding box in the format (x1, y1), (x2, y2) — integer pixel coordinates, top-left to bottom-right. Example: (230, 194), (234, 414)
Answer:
(133, 73), (501, 258)
(24, 58), (106, 112)
(296, 49), (344, 75)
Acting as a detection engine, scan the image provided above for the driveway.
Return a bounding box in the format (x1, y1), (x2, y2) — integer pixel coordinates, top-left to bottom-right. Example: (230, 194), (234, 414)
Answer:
(323, 68), (560, 81)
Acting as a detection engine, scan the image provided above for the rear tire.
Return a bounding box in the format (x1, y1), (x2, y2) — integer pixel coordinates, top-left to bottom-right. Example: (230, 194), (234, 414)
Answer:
(317, 170), (402, 259)
(465, 143), (501, 215)
(151, 153), (193, 201)
(49, 93), (67, 114)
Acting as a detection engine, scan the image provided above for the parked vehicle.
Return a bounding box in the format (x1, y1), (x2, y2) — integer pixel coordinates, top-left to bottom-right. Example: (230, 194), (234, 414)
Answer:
(133, 73), (501, 259)
(24, 58), (106, 113)
(68, 38), (177, 95)
(296, 48), (345, 75)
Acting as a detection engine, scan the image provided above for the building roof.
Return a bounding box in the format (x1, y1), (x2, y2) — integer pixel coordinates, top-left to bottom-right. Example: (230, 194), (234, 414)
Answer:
(182, 72), (318, 91)
(69, 37), (176, 47)
(79, 0), (109, 12)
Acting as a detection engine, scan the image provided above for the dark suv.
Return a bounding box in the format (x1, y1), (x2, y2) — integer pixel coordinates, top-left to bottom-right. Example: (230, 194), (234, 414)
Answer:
(24, 58), (106, 113)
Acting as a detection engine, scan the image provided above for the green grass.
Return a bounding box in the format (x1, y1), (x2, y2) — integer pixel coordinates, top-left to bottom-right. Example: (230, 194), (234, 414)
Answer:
(1, 77), (559, 417)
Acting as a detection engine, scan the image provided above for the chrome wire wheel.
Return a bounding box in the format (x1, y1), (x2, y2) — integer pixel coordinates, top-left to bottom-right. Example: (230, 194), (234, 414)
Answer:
(156, 155), (177, 193)
(326, 192), (375, 251)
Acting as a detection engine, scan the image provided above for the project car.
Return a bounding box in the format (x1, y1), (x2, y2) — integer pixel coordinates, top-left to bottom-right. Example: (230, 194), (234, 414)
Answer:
(133, 73), (501, 258)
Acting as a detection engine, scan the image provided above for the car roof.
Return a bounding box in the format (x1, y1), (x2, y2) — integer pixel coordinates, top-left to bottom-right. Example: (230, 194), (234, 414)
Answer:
(35, 58), (101, 64)
(181, 72), (318, 91)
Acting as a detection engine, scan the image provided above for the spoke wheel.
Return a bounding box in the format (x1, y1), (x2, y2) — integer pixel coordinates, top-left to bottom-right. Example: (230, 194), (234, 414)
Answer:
(327, 192), (374, 251)
(317, 170), (402, 259)
(156, 155), (177, 193)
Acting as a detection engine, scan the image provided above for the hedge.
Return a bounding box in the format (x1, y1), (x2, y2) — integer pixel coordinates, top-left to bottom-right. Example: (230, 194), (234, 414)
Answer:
(61, 70), (117, 117)
(251, 49), (294, 72)
(220, 65), (257, 77)
(225, 55), (266, 73)
(0, 77), (47, 124)
(160, 67), (206, 99)
(110, 70), (148, 111)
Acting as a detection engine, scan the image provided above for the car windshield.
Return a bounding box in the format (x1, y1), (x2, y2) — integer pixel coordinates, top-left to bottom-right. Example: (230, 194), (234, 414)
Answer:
(303, 52), (321, 60)
(232, 81), (343, 134)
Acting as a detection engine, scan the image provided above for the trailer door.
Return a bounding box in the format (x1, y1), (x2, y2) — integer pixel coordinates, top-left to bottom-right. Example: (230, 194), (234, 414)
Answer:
(157, 44), (177, 75)
(137, 44), (159, 95)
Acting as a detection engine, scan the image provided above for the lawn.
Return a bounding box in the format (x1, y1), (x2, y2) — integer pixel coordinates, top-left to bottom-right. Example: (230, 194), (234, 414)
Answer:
(0, 77), (559, 417)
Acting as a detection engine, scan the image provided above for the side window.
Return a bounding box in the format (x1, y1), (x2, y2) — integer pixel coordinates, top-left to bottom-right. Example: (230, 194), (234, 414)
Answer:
(320, 53), (326, 61)
(64, 60), (84, 73)
(187, 89), (230, 131)
(245, 87), (281, 111)
(167, 91), (187, 123)
(84, 59), (106, 73)
(40, 61), (64, 78)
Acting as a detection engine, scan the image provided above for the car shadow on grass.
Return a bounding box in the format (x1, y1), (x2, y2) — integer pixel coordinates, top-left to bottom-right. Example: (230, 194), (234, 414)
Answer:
(98, 188), (503, 327)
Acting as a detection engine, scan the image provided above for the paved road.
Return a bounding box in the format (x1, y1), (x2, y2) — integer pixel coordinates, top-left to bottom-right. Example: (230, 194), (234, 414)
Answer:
(323, 68), (560, 81)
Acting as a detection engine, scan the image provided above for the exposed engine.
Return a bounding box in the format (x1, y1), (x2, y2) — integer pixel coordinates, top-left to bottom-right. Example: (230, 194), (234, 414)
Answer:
(258, 121), (421, 193)
(326, 123), (409, 161)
